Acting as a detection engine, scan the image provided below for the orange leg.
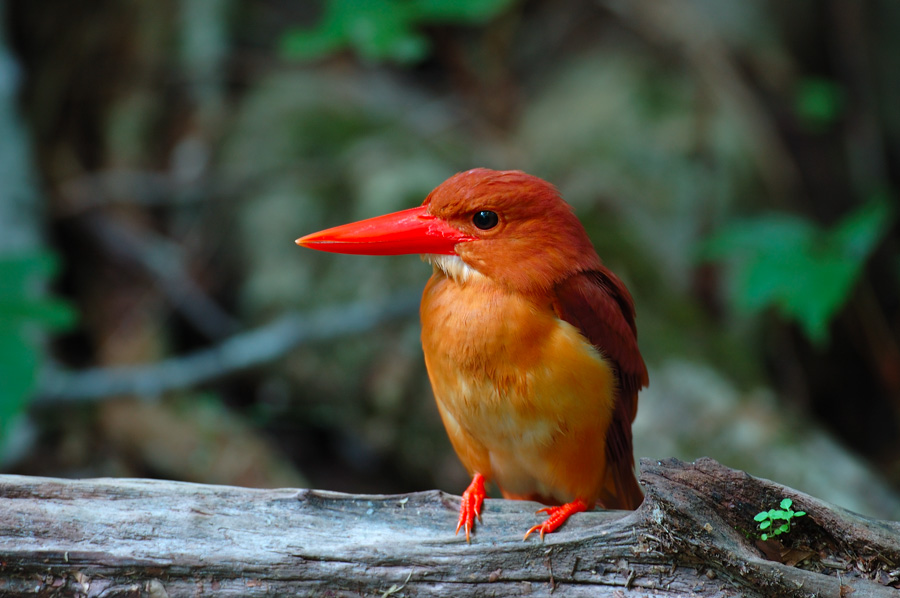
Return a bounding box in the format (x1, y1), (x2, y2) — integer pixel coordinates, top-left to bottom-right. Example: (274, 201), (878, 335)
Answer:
(455, 473), (486, 542)
(523, 498), (589, 541)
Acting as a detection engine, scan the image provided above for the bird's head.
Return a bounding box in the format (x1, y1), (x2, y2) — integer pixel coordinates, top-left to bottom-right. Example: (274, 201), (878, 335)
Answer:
(297, 169), (601, 293)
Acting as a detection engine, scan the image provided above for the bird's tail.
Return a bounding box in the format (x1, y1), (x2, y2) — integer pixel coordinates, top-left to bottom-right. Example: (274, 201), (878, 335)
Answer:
(598, 460), (643, 510)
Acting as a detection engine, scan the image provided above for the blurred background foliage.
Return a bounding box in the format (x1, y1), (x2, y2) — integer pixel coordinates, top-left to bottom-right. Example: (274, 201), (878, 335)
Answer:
(1, 0), (899, 518)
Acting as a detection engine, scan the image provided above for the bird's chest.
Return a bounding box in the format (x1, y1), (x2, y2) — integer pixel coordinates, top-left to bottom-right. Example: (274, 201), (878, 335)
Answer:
(419, 273), (610, 448)
(421, 275), (549, 376)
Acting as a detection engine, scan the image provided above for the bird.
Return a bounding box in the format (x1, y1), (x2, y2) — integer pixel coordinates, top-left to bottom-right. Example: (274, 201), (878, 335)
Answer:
(297, 168), (647, 541)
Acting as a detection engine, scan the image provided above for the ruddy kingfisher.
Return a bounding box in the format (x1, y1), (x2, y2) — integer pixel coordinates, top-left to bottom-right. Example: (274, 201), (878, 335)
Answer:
(297, 169), (647, 540)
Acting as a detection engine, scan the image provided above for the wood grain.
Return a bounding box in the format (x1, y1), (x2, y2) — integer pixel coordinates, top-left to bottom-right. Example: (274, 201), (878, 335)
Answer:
(1, 458), (897, 597)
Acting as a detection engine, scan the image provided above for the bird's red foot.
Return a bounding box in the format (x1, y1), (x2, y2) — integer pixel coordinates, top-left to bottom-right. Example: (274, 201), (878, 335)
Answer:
(523, 498), (589, 541)
(456, 473), (486, 542)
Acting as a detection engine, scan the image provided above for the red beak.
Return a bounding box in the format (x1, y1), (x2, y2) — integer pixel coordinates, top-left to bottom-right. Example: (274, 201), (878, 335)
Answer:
(296, 206), (474, 256)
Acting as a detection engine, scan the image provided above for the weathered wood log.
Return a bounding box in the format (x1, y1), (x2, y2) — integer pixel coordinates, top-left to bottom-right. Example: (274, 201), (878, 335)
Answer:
(1, 458), (897, 597)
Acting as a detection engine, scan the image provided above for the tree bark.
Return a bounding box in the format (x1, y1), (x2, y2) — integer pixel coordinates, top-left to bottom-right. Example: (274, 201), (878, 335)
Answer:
(1, 458), (897, 597)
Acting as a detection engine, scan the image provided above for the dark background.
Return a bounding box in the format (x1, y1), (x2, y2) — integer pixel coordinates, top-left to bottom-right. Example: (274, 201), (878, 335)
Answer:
(1, 0), (898, 519)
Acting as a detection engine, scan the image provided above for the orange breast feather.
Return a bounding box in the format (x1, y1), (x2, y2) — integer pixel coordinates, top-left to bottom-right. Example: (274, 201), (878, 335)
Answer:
(420, 267), (618, 507)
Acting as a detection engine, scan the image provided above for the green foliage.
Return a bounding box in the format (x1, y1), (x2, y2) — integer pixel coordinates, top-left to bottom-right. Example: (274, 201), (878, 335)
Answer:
(0, 252), (76, 447)
(753, 498), (806, 541)
(281, 0), (515, 64)
(700, 197), (895, 345)
(795, 78), (845, 132)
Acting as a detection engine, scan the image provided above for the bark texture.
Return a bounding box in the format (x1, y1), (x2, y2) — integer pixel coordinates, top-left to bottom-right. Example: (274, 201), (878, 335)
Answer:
(1, 458), (898, 597)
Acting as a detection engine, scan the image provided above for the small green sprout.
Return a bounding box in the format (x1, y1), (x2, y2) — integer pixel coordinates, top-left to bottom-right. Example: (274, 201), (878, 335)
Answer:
(754, 498), (806, 541)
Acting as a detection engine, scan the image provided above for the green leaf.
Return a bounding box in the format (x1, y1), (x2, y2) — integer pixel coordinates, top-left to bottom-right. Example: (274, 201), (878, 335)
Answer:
(0, 299), (77, 330)
(831, 193), (895, 259)
(0, 252), (60, 296)
(0, 326), (38, 438)
(280, 0), (422, 63)
(280, 0), (515, 64)
(761, 533), (769, 541)
(794, 511), (806, 517)
(0, 253), (77, 331)
(777, 524), (790, 533)
(415, 0), (515, 21)
(753, 512), (768, 522)
(759, 520), (771, 530)
(779, 498), (793, 510)
(699, 198), (895, 346)
(795, 78), (844, 131)
(698, 215), (816, 262)
(0, 252), (77, 452)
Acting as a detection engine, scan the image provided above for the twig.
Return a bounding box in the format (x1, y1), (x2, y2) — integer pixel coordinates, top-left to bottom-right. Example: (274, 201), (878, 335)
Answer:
(81, 213), (240, 339)
(59, 170), (187, 213)
(35, 293), (420, 404)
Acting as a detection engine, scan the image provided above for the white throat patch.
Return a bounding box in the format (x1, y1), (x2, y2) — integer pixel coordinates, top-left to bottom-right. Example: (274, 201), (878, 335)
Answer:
(424, 254), (483, 284)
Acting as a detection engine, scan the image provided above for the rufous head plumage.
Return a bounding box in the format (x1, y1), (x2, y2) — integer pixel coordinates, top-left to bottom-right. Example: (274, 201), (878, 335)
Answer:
(422, 169), (601, 293)
(298, 168), (602, 294)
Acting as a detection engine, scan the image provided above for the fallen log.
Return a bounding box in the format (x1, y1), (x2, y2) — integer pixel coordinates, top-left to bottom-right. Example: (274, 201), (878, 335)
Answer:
(1, 458), (897, 597)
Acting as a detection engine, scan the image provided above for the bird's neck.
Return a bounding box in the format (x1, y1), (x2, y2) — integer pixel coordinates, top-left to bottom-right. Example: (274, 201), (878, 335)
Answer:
(423, 254), (483, 285)
(420, 264), (555, 375)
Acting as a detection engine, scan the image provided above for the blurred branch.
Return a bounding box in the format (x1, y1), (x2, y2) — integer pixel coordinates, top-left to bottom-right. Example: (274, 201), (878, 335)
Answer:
(81, 212), (239, 339)
(35, 292), (420, 404)
(58, 170), (209, 213)
(56, 167), (300, 214)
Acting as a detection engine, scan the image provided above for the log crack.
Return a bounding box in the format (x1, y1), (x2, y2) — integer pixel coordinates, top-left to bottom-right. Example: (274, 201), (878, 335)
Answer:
(0, 459), (897, 597)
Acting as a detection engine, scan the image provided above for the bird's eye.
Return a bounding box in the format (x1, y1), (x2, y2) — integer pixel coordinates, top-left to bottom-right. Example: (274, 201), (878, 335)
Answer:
(472, 210), (499, 230)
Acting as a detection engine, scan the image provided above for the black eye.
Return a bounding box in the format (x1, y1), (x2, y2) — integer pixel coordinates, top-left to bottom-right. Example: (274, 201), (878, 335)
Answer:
(472, 210), (499, 230)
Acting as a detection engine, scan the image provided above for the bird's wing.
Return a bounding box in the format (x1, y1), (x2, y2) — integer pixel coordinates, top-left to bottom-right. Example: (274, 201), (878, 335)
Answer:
(552, 267), (648, 509)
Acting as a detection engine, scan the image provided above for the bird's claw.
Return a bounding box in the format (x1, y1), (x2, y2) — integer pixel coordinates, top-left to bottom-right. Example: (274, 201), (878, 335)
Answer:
(523, 499), (589, 541)
(456, 473), (486, 542)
